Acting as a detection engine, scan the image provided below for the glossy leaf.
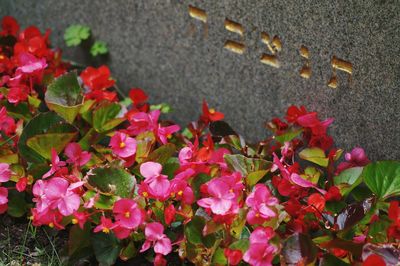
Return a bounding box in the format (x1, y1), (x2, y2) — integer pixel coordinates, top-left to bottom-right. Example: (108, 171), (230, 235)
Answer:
(282, 233), (317, 265)
(334, 167), (364, 196)
(26, 132), (77, 160)
(146, 143), (176, 165)
(362, 243), (400, 266)
(275, 128), (303, 143)
(7, 190), (28, 217)
(93, 102), (123, 133)
(224, 154), (271, 177)
(362, 161), (400, 199)
(135, 131), (156, 163)
(246, 170), (268, 187)
(185, 216), (205, 245)
(45, 72), (84, 123)
(299, 147), (329, 167)
(91, 232), (121, 266)
(335, 197), (374, 231)
(87, 166), (136, 198)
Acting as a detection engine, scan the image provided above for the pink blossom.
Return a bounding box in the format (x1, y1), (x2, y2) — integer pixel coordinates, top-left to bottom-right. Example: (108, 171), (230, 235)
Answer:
(0, 187), (8, 205)
(109, 132), (137, 158)
(243, 227), (277, 266)
(16, 177), (28, 192)
(140, 162), (170, 200)
(94, 216), (116, 234)
(0, 107), (16, 135)
(65, 142), (91, 166)
(127, 110), (159, 136)
(156, 124), (180, 144)
(113, 224), (132, 239)
(72, 211), (89, 229)
(246, 184), (278, 225)
(16, 52), (47, 74)
(170, 178), (194, 204)
(140, 222), (172, 255)
(0, 163), (11, 182)
(113, 199), (144, 229)
(337, 147), (370, 174)
(197, 178), (237, 215)
(42, 148), (66, 178)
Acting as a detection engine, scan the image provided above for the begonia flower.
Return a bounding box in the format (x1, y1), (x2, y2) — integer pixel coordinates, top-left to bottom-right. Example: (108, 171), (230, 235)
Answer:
(0, 106), (16, 135)
(109, 132), (137, 158)
(140, 162), (170, 200)
(156, 124), (180, 144)
(1, 16), (19, 36)
(42, 148), (66, 178)
(16, 177), (28, 192)
(140, 222), (172, 255)
(94, 216), (116, 234)
(65, 142), (91, 166)
(0, 163), (11, 183)
(113, 198), (144, 229)
(224, 248), (243, 266)
(243, 227), (277, 266)
(80, 65), (115, 91)
(246, 184), (278, 225)
(16, 52), (47, 74)
(337, 147), (370, 174)
(201, 100), (224, 123)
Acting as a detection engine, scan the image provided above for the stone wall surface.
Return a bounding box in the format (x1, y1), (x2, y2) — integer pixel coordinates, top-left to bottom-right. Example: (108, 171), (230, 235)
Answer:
(1, 0), (399, 160)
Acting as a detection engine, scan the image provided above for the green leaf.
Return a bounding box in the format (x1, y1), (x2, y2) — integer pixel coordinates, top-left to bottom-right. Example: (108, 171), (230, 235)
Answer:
(88, 166), (135, 198)
(18, 112), (77, 163)
(224, 154), (271, 176)
(93, 102), (123, 133)
(247, 170), (268, 187)
(320, 254), (350, 266)
(68, 224), (92, 257)
(146, 143), (176, 165)
(334, 167), (364, 196)
(64, 24), (90, 47)
(185, 216), (205, 245)
(192, 173), (212, 199)
(119, 241), (137, 261)
(45, 72), (83, 123)
(135, 131), (156, 163)
(90, 41), (108, 56)
(362, 161), (400, 199)
(150, 103), (172, 113)
(26, 132), (77, 160)
(275, 128), (303, 143)
(212, 247), (227, 265)
(91, 232), (121, 266)
(83, 190), (117, 210)
(299, 147), (329, 167)
(7, 191), (28, 217)
(229, 239), (249, 253)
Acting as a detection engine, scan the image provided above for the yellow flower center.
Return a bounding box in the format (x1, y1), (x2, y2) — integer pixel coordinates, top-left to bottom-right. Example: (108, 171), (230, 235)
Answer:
(119, 142), (126, 148)
(72, 218), (78, 224)
(124, 211), (130, 218)
(209, 108), (216, 114)
(177, 190), (183, 196)
(229, 189), (234, 193)
(142, 191), (148, 197)
(49, 163), (53, 167)
(102, 227), (110, 234)
(167, 134), (172, 139)
(0, 55), (4, 60)
(255, 213), (260, 217)
(170, 192), (176, 197)
(49, 222), (54, 228)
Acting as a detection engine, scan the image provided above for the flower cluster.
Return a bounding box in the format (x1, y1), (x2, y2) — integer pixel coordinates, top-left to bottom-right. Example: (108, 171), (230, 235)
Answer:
(0, 16), (399, 266)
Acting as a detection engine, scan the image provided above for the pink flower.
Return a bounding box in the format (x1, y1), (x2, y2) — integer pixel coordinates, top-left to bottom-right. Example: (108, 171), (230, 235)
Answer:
(16, 177), (28, 192)
(197, 178), (237, 215)
(0, 187), (8, 205)
(42, 148), (66, 178)
(140, 222), (172, 255)
(170, 178), (194, 204)
(246, 184), (278, 225)
(65, 143), (91, 166)
(109, 132), (137, 158)
(0, 107), (16, 135)
(113, 199), (144, 229)
(140, 162), (170, 200)
(72, 211), (89, 229)
(45, 177), (84, 216)
(0, 163), (11, 183)
(127, 110), (159, 136)
(94, 216), (116, 234)
(243, 227), (277, 266)
(337, 147), (370, 174)
(156, 124), (180, 144)
(16, 52), (47, 74)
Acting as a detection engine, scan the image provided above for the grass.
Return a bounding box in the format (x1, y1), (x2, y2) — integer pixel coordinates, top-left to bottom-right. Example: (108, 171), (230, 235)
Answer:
(0, 217), (66, 265)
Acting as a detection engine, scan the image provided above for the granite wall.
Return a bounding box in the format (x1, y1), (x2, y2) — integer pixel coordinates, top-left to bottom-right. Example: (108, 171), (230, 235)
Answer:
(1, 0), (399, 160)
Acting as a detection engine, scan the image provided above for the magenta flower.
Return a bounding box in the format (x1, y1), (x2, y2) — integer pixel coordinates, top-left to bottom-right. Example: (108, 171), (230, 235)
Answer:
(140, 222), (172, 256)
(45, 177), (84, 216)
(65, 143), (91, 166)
(16, 52), (47, 74)
(140, 162), (170, 200)
(94, 216), (116, 234)
(156, 124), (180, 144)
(113, 199), (144, 229)
(0, 107), (16, 135)
(197, 178), (237, 215)
(127, 110), (159, 136)
(246, 184), (278, 225)
(337, 147), (370, 174)
(42, 148), (66, 179)
(243, 227), (277, 266)
(0, 163), (11, 183)
(0, 187), (8, 205)
(170, 178), (195, 204)
(109, 132), (137, 158)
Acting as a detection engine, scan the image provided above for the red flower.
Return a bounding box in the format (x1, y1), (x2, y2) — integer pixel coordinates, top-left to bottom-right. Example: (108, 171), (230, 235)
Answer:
(387, 201), (400, 240)
(363, 254), (386, 266)
(200, 100), (224, 123)
(224, 248), (243, 265)
(324, 186), (342, 202)
(285, 105), (307, 123)
(80, 65), (115, 91)
(129, 88), (148, 105)
(1, 16), (19, 37)
(308, 193), (325, 212)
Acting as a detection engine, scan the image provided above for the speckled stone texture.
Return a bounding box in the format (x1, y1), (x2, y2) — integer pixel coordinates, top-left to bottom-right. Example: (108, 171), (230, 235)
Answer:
(1, 0), (399, 160)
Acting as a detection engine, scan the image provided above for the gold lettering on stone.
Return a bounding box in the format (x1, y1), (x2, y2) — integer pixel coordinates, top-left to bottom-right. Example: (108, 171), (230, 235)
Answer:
(188, 5), (208, 38)
(223, 18), (246, 54)
(260, 32), (282, 68)
(328, 56), (353, 88)
(299, 45), (311, 79)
